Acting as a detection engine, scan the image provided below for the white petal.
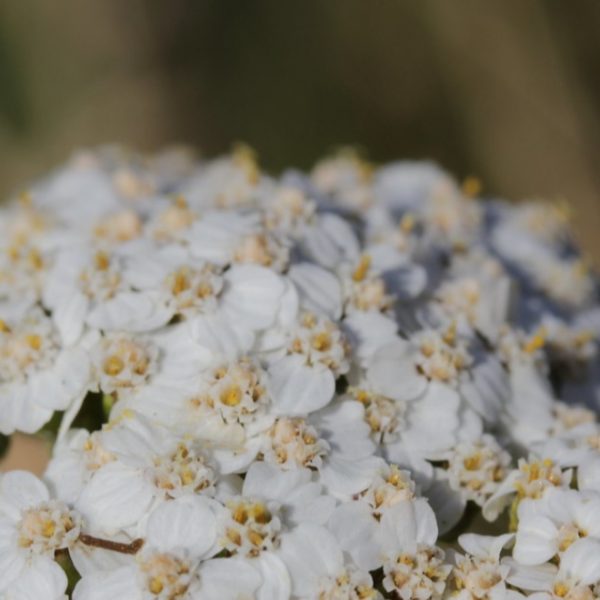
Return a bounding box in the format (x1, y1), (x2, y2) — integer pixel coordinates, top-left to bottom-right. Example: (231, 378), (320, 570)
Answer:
(243, 462), (310, 501)
(344, 311), (398, 365)
(0, 384), (54, 435)
(30, 348), (90, 411)
(367, 340), (426, 402)
(5, 556), (67, 600)
(269, 355), (335, 416)
(146, 496), (217, 557)
(0, 471), (49, 519)
(321, 455), (384, 499)
(0, 517), (25, 591)
(316, 400), (375, 459)
(380, 498), (438, 556)
(403, 383), (460, 455)
(189, 312), (254, 360)
(425, 477), (466, 535)
(505, 559), (556, 592)
(578, 457), (600, 494)
(221, 265), (285, 330)
(53, 291), (89, 346)
(560, 538), (600, 586)
(69, 543), (131, 578)
(278, 524), (342, 597)
(328, 501), (382, 571)
(198, 558), (261, 599)
(513, 515), (558, 565)
(288, 264), (342, 320)
(87, 291), (171, 333)
(73, 567), (141, 600)
(76, 463), (154, 533)
(391, 263), (428, 300)
(256, 552), (291, 600)
(459, 533), (514, 561)
(302, 214), (360, 269)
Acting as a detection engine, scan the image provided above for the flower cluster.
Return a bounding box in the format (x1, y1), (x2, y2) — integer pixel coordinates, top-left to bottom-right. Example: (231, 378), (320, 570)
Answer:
(0, 147), (599, 599)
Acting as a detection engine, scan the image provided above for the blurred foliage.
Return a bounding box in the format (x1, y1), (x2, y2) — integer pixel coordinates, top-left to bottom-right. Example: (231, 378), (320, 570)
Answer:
(0, 21), (27, 133)
(0, 434), (9, 459)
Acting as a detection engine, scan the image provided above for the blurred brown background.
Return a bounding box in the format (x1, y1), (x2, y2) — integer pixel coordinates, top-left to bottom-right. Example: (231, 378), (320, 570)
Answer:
(1, 0), (600, 471)
(1, 0), (600, 253)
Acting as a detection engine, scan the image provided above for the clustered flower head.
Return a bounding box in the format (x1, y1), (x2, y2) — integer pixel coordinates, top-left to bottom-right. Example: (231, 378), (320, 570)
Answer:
(0, 146), (600, 599)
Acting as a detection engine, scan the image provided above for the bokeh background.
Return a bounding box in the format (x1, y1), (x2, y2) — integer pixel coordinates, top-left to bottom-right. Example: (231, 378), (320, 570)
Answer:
(1, 0), (600, 470)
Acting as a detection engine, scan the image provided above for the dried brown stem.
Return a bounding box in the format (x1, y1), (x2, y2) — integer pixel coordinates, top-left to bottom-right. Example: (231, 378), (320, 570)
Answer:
(79, 533), (144, 555)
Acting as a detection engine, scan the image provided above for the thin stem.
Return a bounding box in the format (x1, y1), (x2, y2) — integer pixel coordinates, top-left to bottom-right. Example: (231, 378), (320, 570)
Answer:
(79, 533), (144, 555)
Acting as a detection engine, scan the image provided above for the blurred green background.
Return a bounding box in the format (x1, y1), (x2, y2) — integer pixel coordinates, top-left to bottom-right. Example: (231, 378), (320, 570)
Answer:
(1, 0), (600, 258)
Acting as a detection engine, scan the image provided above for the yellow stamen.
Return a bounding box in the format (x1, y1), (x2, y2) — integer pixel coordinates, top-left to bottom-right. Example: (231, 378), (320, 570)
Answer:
(180, 469), (195, 486)
(103, 355), (125, 376)
(463, 454), (482, 471)
(149, 578), (164, 594)
(29, 249), (43, 270)
(352, 255), (371, 282)
(171, 270), (189, 295)
(26, 334), (42, 350)
(311, 332), (332, 352)
(524, 329), (546, 354)
(174, 195), (188, 209)
(226, 528), (242, 546)
(247, 529), (265, 547)
(232, 143), (260, 184)
(232, 505), (248, 524)
(442, 322), (457, 346)
(42, 520), (56, 538)
(249, 503), (271, 524)
(220, 385), (242, 407)
(94, 251), (110, 271)
(400, 213), (415, 233)
(462, 176), (482, 198)
(553, 582), (569, 597)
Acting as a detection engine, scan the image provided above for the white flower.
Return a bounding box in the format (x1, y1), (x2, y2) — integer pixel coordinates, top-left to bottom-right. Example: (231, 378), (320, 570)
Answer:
(73, 496), (219, 600)
(0, 471), (81, 600)
(45, 428), (117, 505)
(1, 148), (600, 600)
(0, 307), (90, 434)
(483, 457), (571, 522)
(262, 310), (350, 415)
(180, 149), (269, 211)
(328, 466), (430, 571)
(31, 156), (121, 227)
(348, 377), (461, 481)
(311, 152), (374, 213)
(513, 488), (600, 565)
(186, 211), (289, 271)
(380, 499), (451, 600)
(43, 243), (172, 344)
(381, 327), (510, 426)
(75, 415), (220, 535)
(506, 538), (600, 599)
(421, 271), (511, 342)
(262, 185), (315, 238)
(447, 533), (514, 600)
(439, 434), (511, 508)
(278, 522), (381, 599)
